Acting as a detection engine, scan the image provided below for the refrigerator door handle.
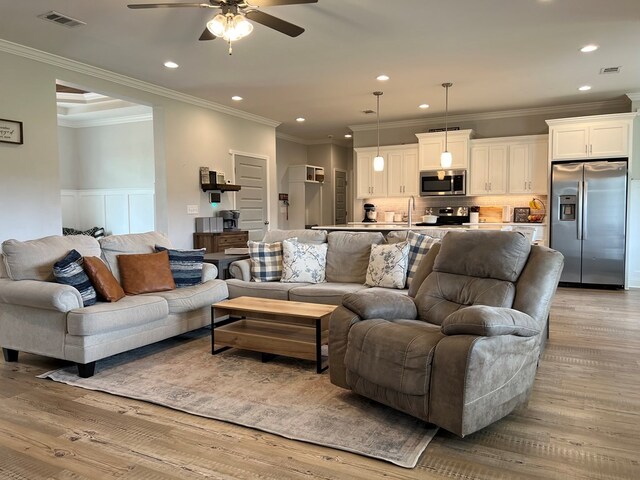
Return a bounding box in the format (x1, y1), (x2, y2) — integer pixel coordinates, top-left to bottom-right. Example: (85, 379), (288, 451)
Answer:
(577, 181), (583, 240)
(583, 181), (588, 240)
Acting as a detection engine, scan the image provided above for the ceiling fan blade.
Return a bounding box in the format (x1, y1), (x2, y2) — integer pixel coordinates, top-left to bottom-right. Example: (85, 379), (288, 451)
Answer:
(127, 3), (216, 9)
(245, 10), (304, 37)
(199, 28), (217, 41)
(246, 0), (317, 6)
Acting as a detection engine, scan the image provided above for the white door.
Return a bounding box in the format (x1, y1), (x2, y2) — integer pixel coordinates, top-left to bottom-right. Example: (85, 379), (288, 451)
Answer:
(418, 138), (443, 170)
(469, 146), (489, 195)
(403, 150), (419, 196)
(386, 151), (405, 197)
(529, 142), (548, 194)
(508, 144), (529, 194)
(589, 123), (629, 158)
(235, 155), (268, 241)
(552, 126), (588, 160)
(487, 145), (508, 194)
(356, 152), (372, 198)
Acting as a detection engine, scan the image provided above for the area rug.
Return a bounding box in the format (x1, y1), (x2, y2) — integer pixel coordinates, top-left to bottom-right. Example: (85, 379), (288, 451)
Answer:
(39, 329), (437, 468)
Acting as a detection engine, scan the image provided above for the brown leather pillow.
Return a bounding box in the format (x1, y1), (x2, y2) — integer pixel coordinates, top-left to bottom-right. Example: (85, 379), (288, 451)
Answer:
(117, 251), (176, 295)
(83, 256), (126, 302)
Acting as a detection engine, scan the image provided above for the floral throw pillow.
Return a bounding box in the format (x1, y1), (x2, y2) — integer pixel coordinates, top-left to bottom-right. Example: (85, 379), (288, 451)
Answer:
(365, 241), (410, 289)
(281, 239), (328, 284)
(406, 231), (439, 288)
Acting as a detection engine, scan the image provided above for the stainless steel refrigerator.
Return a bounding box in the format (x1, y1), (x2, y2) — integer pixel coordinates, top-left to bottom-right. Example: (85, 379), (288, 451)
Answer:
(550, 160), (627, 287)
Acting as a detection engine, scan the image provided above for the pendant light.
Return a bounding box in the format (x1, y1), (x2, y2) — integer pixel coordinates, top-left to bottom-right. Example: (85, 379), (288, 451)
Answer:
(440, 82), (453, 169)
(373, 91), (384, 172)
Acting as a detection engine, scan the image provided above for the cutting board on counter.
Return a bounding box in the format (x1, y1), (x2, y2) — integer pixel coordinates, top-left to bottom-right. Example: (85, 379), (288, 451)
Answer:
(478, 206), (504, 223)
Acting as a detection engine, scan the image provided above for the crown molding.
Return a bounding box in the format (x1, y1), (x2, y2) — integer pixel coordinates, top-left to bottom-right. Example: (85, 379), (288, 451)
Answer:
(276, 132), (351, 148)
(545, 111), (638, 127)
(0, 39), (281, 128)
(57, 112), (153, 128)
(349, 99), (630, 132)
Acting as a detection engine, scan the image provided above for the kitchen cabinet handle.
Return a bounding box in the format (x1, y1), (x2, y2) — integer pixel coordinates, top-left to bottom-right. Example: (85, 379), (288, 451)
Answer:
(524, 181), (527, 190)
(485, 182), (488, 191)
(585, 144), (588, 155)
(589, 144), (593, 154)
(489, 182), (492, 191)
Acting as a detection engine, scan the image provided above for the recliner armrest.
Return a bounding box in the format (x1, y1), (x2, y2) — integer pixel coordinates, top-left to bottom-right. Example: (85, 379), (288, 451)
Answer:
(229, 259), (251, 281)
(0, 278), (82, 312)
(342, 290), (417, 321)
(201, 262), (218, 282)
(441, 305), (540, 337)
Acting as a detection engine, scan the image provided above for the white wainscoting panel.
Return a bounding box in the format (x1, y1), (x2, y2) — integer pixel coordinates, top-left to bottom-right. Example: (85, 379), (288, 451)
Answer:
(61, 188), (155, 235)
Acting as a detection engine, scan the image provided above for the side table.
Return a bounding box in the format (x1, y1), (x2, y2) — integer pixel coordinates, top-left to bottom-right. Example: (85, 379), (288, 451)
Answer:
(203, 252), (250, 280)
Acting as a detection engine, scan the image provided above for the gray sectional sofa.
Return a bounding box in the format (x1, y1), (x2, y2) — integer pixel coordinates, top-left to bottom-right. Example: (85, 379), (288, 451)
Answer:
(0, 232), (228, 377)
(226, 229), (416, 305)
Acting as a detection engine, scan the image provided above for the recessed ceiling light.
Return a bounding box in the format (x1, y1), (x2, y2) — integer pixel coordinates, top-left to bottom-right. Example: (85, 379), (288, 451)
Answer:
(578, 85), (592, 91)
(231, 95), (243, 101)
(419, 104), (430, 109)
(580, 44), (599, 53)
(296, 117), (305, 122)
(344, 134), (352, 138)
(376, 74), (390, 81)
(163, 61), (179, 69)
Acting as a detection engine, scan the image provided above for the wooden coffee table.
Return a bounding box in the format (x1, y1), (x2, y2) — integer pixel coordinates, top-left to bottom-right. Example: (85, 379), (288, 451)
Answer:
(211, 297), (337, 373)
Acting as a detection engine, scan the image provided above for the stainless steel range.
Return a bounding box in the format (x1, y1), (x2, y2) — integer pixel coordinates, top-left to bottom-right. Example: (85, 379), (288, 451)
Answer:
(415, 206), (470, 226)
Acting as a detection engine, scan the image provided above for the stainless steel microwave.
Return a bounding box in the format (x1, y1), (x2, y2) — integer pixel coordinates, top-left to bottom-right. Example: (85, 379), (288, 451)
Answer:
(419, 169), (466, 196)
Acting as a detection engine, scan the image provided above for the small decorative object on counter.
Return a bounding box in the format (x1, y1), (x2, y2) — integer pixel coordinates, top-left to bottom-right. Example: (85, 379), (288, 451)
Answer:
(513, 207), (531, 223)
(469, 206), (480, 224)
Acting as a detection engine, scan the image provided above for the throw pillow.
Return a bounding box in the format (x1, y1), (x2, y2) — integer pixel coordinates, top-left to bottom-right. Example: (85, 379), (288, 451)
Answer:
(248, 240), (288, 282)
(117, 250), (176, 295)
(52, 250), (97, 307)
(281, 239), (328, 283)
(406, 231), (439, 288)
(365, 241), (410, 289)
(82, 256), (125, 302)
(155, 245), (205, 288)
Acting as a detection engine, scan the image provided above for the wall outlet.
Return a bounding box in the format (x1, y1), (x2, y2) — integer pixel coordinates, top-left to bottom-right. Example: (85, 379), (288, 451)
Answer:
(187, 205), (199, 215)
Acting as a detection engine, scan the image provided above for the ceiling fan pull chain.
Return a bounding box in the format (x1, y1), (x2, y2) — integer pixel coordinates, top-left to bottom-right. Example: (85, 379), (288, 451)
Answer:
(228, 39), (233, 55)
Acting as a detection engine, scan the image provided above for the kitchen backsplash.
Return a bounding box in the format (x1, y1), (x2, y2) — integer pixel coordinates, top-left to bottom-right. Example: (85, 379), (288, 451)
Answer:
(364, 194), (548, 222)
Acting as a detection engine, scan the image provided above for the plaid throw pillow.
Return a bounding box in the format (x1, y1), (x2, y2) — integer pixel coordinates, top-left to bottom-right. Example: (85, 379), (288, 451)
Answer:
(155, 245), (205, 288)
(248, 240), (286, 282)
(53, 249), (97, 307)
(406, 231), (439, 288)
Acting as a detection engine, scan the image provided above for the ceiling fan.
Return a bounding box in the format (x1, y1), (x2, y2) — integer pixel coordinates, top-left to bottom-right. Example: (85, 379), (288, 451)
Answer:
(128, 0), (318, 52)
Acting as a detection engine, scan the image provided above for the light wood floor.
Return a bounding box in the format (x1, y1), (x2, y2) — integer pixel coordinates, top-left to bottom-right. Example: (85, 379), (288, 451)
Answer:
(1, 287), (639, 479)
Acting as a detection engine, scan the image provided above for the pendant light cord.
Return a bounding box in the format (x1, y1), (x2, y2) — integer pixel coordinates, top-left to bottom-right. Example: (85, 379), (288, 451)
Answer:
(375, 92), (381, 157)
(444, 83), (449, 152)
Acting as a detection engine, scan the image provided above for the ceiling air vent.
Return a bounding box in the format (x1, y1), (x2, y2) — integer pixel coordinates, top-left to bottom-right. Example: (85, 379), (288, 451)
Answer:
(600, 66), (621, 74)
(37, 11), (86, 28)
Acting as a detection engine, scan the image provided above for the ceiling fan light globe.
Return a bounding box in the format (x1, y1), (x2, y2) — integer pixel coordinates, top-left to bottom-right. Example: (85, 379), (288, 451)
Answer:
(233, 14), (253, 37)
(440, 151), (453, 169)
(373, 155), (385, 172)
(207, 14), (227, 37)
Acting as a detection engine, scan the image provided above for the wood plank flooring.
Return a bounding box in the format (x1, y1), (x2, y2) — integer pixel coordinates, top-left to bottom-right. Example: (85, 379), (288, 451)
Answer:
(1, 287), (640, 479)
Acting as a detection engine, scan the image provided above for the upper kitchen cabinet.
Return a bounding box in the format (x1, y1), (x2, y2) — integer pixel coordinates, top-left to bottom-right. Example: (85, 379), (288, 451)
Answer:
(508, 138), (548, 195)
(386, 146), (419, 197)
(354, 148), (387, 199)
(469, 144), (508, 195)
(547, 113), (638, 161)
(416, 129), (474, 170)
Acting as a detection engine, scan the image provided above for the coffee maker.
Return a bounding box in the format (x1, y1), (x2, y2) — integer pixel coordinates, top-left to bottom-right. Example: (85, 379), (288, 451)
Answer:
(220, 210), (240, 231)
(362, 203), (377, 223)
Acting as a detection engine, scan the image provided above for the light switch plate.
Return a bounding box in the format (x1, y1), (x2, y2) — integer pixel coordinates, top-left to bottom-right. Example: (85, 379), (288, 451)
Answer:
(187, 205), (199, 215)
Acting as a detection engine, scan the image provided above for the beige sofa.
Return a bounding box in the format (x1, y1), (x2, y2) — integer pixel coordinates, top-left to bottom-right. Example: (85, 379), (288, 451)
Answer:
(0, 232), (228, 377)
(226, 229), (414, 305)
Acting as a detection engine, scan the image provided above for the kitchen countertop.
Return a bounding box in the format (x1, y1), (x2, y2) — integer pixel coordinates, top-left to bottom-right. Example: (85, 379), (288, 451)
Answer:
(312, 224), (464, 231)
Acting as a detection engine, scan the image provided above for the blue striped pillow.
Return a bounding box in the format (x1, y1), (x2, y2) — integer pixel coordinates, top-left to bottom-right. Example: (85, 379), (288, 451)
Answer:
(53, 249), (97, 307)
(155, 246), (205, 288)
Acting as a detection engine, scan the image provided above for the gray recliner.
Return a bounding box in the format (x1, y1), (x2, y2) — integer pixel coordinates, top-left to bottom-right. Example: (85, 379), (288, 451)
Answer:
(329, 230), (564, 437)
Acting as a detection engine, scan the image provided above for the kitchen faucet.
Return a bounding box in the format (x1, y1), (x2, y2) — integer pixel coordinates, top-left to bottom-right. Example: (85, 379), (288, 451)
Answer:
(407, 195), (415, 227)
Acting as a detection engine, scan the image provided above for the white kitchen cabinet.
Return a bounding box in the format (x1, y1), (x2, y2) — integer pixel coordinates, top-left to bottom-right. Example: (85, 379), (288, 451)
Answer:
(386, 147), (419, 197)
(355, 149), (387, 199)
(508, 140), (548, 195)
(548, 115), (633, 160)
(416, 130), (473, 170)
(469, 145), (508, 195)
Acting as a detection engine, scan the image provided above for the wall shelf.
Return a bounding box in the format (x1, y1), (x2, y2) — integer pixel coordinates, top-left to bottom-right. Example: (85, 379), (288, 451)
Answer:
(201, 183), (241, 192)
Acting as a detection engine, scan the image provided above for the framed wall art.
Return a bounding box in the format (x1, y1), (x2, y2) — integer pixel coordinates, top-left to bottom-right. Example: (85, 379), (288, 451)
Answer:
(513, 207), (531, 223)
(0, 118), (23, 145)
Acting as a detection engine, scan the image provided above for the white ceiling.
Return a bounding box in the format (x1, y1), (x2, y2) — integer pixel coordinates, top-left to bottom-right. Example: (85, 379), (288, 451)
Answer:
(1, 0), (639, 141)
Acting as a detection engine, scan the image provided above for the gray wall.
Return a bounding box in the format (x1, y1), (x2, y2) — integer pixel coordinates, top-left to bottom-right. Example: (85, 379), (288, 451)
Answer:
(58, 121), (155, 190)
(0, 48), (277, 248)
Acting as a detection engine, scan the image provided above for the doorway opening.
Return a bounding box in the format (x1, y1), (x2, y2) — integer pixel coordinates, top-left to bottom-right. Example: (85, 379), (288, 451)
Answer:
(56, 82), (155, 236)
(231, 152), (270, 241)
